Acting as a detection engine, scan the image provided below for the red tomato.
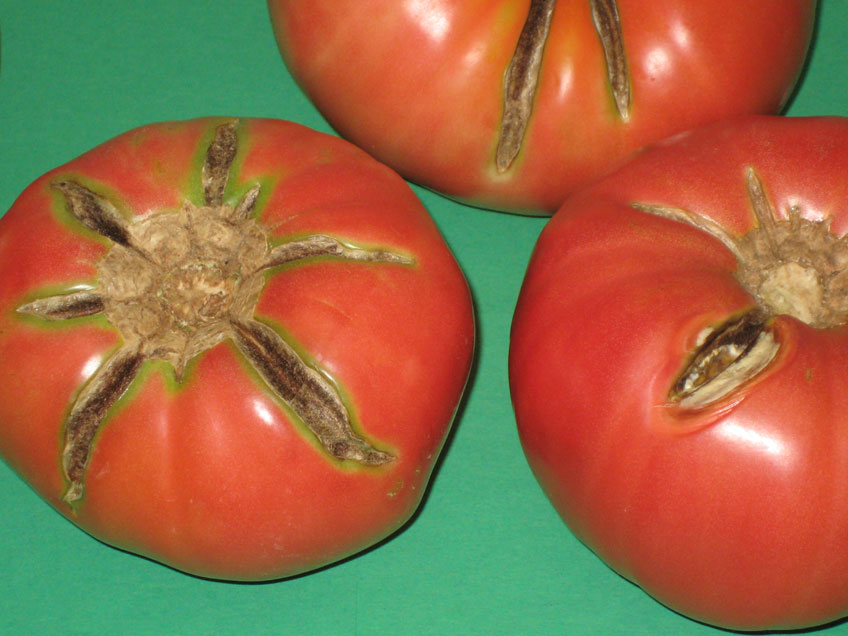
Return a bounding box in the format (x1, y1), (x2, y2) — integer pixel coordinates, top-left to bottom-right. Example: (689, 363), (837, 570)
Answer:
(268, 0), (815, 214)
(0, 118), (474, 581)
(510, 116), (848, 630)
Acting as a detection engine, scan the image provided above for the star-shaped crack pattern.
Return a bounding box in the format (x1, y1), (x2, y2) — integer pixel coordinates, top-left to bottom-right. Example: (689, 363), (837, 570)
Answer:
(18, 121), (412, 504)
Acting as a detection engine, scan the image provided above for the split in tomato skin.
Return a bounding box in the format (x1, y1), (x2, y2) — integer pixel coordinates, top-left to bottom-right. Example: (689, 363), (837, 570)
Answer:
(510, 116), (848, 630)
(269, 0), (816, 214)
(0, 117), (475, 581)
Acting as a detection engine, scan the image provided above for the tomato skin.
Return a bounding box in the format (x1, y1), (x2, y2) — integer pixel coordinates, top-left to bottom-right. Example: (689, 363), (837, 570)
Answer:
(509, 116), (848, 629)
(0, 118), (474, 581)
(268, 0), (815, 214)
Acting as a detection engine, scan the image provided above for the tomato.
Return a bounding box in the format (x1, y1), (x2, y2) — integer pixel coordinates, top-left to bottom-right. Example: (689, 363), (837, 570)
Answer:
(0, 117), (474, 581)
(509, 116), (848, 630)
(268, 0), (815, 214)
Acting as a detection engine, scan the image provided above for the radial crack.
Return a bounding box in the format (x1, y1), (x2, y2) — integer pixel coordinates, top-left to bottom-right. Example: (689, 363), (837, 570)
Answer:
(263, 234), (414, 270)
(745, 167), (780, 256)
(62, 344), (146, 503)
(18, 290), (105, 320)
(203, 121), (239, 207)
(631, 202), (747, 263)
(232, 184), (262, 222)
(669, 310), (778, 410)
(495, 0), (555, 173)
(591, 0), (631, 120)
(230, 319), (393, 465)
(53, 181), (134, 249)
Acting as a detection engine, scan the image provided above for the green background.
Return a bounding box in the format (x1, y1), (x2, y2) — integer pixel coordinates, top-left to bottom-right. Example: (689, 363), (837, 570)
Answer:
(0, 2), (846, 634)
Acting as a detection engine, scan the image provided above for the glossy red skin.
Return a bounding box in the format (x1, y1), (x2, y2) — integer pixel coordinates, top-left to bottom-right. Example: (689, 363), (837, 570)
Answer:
(0, 118), (474, 581)
(268, 0), (815, 214)
(510, 116), (848, 629)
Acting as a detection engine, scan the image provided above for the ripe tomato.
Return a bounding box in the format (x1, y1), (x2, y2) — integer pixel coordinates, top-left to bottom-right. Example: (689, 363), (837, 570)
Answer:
(510, 116), (848, 630)
(0, 117), (474, 581)
(268, 0), (815, 214)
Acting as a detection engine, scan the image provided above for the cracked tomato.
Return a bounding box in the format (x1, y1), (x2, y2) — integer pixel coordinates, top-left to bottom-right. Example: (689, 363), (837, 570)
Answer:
(510, 116), (848, 630)
(268, 0), (815, 214)
(0, 117), (474, 581)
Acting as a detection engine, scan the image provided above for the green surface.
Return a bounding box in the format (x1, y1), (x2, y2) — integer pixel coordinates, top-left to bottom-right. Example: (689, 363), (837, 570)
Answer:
(0, 2), (846, 634)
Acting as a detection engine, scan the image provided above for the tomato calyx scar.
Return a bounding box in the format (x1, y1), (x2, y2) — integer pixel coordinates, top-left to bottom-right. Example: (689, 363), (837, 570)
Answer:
(495, 0), (630, 174)
(17, 120), (411, 505)
(634, 166), (848, 409)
